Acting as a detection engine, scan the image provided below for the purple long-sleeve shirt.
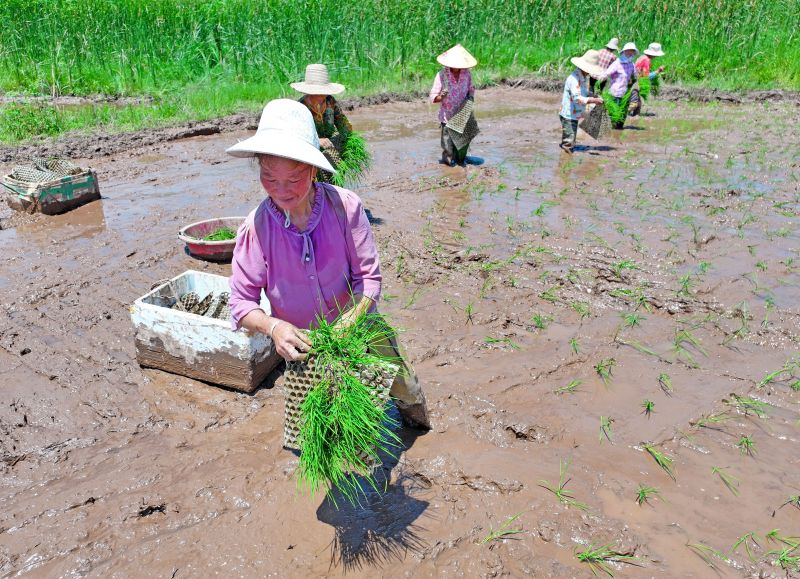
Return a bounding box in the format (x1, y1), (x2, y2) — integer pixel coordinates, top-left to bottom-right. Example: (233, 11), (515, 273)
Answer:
(229, 183), (381, 330)
(603, 58), (635, 98)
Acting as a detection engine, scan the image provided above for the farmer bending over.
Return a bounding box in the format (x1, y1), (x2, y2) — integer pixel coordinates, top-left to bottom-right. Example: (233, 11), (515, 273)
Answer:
(559, 50), (604, 153)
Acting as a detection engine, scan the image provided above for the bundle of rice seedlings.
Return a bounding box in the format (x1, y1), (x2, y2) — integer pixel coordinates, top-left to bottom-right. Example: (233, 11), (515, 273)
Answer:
(201, 227), (237, 241)
(637, 76), (661, 101)
(331, 132), (371, 188)
(602, 89), (633, 126)
(296, 310), (401, 507)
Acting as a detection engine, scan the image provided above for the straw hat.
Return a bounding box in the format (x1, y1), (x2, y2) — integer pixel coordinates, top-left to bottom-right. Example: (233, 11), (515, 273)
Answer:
(436, 44), (477, 69)
(644, 42), (665, 57)
(226, 99), (335, 173)
(570, 50), (604, 78)
(621, 42), (639, 54)
(606, 37), (620, 51)
(290, 64), (345, 95)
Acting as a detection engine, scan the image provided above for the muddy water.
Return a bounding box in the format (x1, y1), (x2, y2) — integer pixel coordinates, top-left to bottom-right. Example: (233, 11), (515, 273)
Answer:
(1, 87), (799, 577)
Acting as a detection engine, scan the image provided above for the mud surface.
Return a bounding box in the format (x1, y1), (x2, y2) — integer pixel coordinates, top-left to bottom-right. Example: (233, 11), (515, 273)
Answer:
(1, 87), (799, 577)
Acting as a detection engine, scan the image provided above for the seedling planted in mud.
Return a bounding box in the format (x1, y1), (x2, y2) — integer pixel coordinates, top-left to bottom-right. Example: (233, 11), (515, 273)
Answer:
(641, 399), (654, 418)
(599, 416), (614, 444)
(635, 484), (663, 506)
(766, 529), (800, 550)
(569, 337), (580, 355)
(776, 495), (800, 513)
(691, 412), (731, 429)
(687, 541), (727, 570)
(736, 434), (756, 456)
(674, 328), (707, 368)
(484, 336), (520, 350)
(611, 259), (639, 279)
(594, 358), (616, 387)
(479, 512), (525, 544)
(538, 460), (589, 511)
(571, 301), (591, 319)
(554, 379), (582, 395)
(530, 312), (550, 330)
(658, 373), (674, 396)
(758, 354), (800, 388)
(730, 532), (760, 562)
(622, 312), (643, 328)
(711, 466), (740, 496)
(574, 543), (640, 577)
(726, 393), (770, 418)
(642, 443), (675, 481)
(767, 547), (800, 572)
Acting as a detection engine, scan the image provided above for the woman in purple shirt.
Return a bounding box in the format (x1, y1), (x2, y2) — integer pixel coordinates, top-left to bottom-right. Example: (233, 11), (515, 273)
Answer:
(226, 99), (430, 429)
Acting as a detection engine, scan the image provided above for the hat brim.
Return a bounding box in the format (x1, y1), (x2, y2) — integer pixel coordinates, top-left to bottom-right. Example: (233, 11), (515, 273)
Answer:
(644, 49), (665, 57)
(436, 54), (478, 69)
(606, 43), (619, 50)
(226, 131), (336, 174)
(570, 57), (603, 78)
(290, 81), (345, 95)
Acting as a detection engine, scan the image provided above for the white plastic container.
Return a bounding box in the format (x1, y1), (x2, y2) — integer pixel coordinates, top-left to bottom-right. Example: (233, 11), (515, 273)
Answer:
(130, 270), (280, 392)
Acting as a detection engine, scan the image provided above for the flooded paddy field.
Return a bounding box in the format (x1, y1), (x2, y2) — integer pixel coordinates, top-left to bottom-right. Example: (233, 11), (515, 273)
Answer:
(0, 87), (798, 577)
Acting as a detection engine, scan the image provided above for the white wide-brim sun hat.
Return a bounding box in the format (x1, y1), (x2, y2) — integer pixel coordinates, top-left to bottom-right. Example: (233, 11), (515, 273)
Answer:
(644, 42), (665, 57)
(622, 42), (639, 54)
(436, 44), (478, 69)
(226, 99), (336, 174)
(570, 49), (604, 78)
(606, 37), (620, 51)
(290, 63), (345, 95)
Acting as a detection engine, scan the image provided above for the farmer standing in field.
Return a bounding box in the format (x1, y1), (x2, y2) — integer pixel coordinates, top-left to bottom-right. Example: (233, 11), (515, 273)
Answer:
(600, 42), (639, 129)
(559, 50), (605, 153)
(292, 64), (354, 183)
(629, 42), (666, 116)
(429, 44), (479, 167)
(589, 37), (619, 95)
(226, 99), (431, 430)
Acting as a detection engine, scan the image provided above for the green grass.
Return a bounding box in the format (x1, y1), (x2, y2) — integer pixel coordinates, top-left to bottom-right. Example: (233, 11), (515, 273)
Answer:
(296, 311), (402, 507)
(1, 0), (799, 143)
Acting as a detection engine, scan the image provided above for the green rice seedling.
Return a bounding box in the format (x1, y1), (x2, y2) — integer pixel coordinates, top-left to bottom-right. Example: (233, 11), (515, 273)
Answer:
(539, 286), (560, 303)
(611, 259), (639, 278)
(777, 495), (800, 513)
(635, 484), (663, 506)
(767, 547), (800, 572)
(403, 286), (424, 309)
(602, 89), (632, 126)
(599, 416), (614, 444)
(622, 312), (643, 328)
(615, 337), (664, 361)
(479, 512), (525, 544)
(296, 311), (402, 507)
(570, 337), (580, 355)
(766, 529), (800, 549)
(736, 434), (756, 456)
(201, 227), (237, 241)
(758, 355), (800, 388)
(641, 399), (654, 418)
(464, 302), (475, 325)
(677, 274), (695, 297)
(484, 336), (521, 350)
(331, 133), (372, 188)
(762, 296), (775, 329)
(530, 313), (550, 330)
(674, 328), (707, 368)
(729, 532), (760, 562)
(658, 373), (674, 396)
(642, 443), (675, 481)
(691, 412), (731, 429)
(711, 466), (739, 496)
(686, 542), (727, 570)
(571, 301), (591, 319)
(554, 379), (582, 395)
(538, 460), (589, 511)
(594, 358), (616, 387)
(575, 543), (639, 577)
(726, 393), (770, 418)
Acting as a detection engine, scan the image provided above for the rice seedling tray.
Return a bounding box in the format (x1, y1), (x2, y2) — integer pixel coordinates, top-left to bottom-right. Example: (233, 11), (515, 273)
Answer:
(130, 270), (280, 392)
(2, 168), (100, 215)
(283, 356), (396, 450)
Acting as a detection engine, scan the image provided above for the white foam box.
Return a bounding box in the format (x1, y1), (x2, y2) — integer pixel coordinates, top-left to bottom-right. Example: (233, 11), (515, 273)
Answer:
(130, 270), (280, 392)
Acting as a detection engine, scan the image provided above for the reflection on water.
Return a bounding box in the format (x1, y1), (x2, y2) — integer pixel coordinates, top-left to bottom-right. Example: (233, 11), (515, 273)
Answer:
(15, 199), (107, 245)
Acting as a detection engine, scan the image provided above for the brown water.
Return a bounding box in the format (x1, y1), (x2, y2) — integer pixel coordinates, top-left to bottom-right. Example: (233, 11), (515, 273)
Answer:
(1, 87), (799, 577)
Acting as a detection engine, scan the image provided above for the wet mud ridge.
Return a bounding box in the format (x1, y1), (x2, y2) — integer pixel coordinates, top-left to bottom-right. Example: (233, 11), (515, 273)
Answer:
(1, 87), (799, 577)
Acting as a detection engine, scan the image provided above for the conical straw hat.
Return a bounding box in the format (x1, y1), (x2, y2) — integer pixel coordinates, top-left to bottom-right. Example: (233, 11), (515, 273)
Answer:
(436, 44), (477, 69)
(290, 64), (345, 95)
(570, 50), (604, 78)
